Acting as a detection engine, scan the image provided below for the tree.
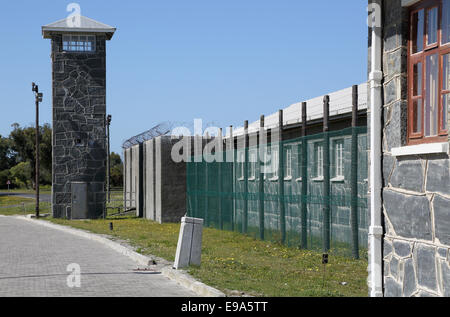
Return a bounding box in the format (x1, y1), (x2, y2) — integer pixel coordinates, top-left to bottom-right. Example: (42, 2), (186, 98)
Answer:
(10, 162), (32, 189)
(0, 135), (15, 171)
(8, 123), (52, 187)
(110, 152), (122, 167)
(109, 152), (123, 187)
(0, 169), (11, 190)
(39, 124), (52, 173)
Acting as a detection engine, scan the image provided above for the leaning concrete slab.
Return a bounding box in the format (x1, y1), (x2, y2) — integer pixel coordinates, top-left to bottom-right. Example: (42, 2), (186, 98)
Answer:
(126, 135), (206, 223)
(132, 144), (144, 217)
(155, 136), (188, 223)
(123, 147), (133, 209)
(144, 139), (156, 221)
(174, 217), (204, 269)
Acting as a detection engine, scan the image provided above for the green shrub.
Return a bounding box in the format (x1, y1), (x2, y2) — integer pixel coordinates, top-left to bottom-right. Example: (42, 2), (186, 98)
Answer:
(10, 162), (32, 189)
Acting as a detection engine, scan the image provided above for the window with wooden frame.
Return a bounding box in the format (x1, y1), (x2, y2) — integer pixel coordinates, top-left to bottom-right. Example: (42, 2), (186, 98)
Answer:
(408, 0), (450, 144)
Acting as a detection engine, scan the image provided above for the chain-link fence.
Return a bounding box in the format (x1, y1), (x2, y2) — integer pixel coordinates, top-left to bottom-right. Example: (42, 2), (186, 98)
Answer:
(187, 127), (368, 259)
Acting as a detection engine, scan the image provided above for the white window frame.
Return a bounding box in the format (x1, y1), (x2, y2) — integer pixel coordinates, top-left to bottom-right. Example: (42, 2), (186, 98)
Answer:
(284, 147), (293, 180)
(267, 146), (279, 181)
(295, 142), (303, 182)
(62, 34), (96, 52)
(237, 151), (245, 181)
(249, 150), (257, 181)
(315, 142), (324, 179)
(334, 139), (344, 178)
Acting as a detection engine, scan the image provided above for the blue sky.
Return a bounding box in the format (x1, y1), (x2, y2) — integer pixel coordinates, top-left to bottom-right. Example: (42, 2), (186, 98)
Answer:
(0, 0), (368, 156)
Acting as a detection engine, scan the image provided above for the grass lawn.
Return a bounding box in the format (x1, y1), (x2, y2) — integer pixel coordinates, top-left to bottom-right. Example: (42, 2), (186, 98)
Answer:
(0, 195), (35, 207)
(48, 215), (369, 297)
(0, 195), (51, 216)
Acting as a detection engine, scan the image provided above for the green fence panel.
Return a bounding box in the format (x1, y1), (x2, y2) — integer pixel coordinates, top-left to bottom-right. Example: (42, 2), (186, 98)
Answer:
(186, 127), (368, 259)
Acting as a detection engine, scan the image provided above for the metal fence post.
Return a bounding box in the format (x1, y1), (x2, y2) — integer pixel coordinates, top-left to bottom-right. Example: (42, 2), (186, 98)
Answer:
(278, 110), (286, 244)
(259, 115), (265, 241)
(229, 126), (235, 232)
(351, 85), (360, 259)
(205, 134), (209, 227)
(130, 148), (133, 208)
(323, 95), (331, 253)
(218, 128), (224, 230)
(106, 115), (112, 204)
(243, 121), (249, 234)
(123, 149), (127, 209)
(194, 135), (201, 219)
(301, 102), (308, 249)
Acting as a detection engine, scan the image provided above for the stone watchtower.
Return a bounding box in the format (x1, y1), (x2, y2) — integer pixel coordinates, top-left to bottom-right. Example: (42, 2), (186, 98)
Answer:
(42, 16), (116, 219)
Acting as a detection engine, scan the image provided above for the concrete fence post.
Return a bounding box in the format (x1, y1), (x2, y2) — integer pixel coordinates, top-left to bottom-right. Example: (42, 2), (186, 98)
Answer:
(174, 217), (204, 269)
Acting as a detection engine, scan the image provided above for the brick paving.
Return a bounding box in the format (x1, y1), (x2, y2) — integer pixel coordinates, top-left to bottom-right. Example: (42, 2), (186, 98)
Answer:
(0, 217), (196, 297)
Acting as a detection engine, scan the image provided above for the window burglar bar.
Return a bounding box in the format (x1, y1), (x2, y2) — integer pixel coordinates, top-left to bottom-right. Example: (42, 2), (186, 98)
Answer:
(63, 35), (96, 52)
(335, 141), (344, 177)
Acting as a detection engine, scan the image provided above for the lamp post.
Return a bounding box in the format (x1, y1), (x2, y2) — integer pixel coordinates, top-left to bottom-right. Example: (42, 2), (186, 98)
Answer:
(106, 115), (112, 205)
(32, 83), (43, 219)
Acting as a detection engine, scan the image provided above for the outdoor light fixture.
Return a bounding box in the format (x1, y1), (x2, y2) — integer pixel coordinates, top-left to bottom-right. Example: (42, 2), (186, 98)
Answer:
(32, 82), (43, 219)
(106, 114), (112, 212)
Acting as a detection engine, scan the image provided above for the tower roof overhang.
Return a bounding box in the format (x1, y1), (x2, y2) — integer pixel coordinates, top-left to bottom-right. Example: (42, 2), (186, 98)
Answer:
(42, 15), (116, 40)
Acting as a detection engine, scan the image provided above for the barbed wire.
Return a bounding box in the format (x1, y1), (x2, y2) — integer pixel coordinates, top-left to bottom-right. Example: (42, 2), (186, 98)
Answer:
(122, 122), (174, 149)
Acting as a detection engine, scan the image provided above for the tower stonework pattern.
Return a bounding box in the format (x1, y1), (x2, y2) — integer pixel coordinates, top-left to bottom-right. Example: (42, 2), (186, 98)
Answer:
(51, 34), (107, 219)
(43, 16), (116, 219)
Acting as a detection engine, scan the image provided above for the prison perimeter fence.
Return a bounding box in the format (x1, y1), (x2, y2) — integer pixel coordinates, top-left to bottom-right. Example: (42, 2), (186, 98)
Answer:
(187, 126), (368, 259)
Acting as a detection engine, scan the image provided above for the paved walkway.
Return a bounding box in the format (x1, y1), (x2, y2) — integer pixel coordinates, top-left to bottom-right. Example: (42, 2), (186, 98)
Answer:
(0, 217), (197, 297)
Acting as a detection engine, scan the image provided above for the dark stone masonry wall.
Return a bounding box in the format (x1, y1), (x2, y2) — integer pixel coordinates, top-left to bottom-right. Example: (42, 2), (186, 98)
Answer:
(372, 0), (450, 297)
(51, 34), (107, 219)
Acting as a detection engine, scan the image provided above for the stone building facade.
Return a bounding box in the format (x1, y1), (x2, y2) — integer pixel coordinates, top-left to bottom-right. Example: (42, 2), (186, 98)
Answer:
(43, 16), (116, 219)
(369, 0), (450, 297)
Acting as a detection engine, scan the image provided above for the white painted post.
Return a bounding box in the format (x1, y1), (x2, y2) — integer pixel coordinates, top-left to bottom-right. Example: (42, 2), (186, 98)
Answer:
(368, 0), (384, 298)
(173, 217), (204, 269)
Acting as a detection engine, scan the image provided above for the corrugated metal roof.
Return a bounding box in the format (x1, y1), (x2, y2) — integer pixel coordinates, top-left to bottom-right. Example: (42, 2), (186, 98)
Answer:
(230, 83), (367, 137)
(42, 15), (116, 40)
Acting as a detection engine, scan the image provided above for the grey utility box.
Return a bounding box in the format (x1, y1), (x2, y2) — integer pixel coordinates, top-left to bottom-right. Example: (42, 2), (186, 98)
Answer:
(71, 182), (88, 220)
(174, 217), (204, 269)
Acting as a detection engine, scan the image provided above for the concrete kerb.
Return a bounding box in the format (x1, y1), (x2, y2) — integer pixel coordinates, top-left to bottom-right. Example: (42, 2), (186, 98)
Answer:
(6, 215), (225, 297)
(161, 267), (225, 297)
